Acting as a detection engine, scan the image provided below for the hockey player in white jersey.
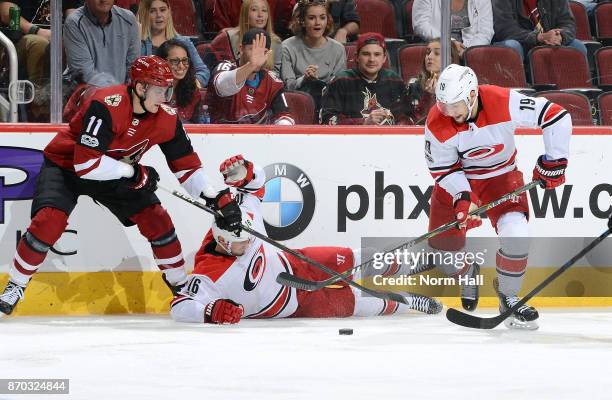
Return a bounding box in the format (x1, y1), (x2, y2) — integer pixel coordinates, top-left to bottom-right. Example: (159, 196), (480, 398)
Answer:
(170, 155), (443, 324)
(423, 64), (571, 329)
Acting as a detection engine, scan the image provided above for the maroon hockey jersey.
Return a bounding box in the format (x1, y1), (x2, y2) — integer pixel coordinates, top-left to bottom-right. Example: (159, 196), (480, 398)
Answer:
(45, 85), (202, 186)
(205, 61), (294, 124)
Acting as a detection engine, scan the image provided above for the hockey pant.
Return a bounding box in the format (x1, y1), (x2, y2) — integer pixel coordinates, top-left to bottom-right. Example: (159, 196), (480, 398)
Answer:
(427, 170), (530, 296)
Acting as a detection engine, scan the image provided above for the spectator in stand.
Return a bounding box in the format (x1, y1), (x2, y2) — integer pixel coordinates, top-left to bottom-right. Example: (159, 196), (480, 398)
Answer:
(64, 0), (139, 85)
(492, 0), (587, 62)
(210, 0), (282, 72)
(206, 29), (295, 125)
(137, 0), (210, 87)
(275, 0), (360, 43)
(156, 39), (206, 124)
(209, 0), (277, 32)
(328, 0), (360, 43)
(407, 38), (461, 124)
(280, 0), (346, 109)
(412, 0), (494, 58)
(0, 0), (82, 121)
(320, 33), (413, 125)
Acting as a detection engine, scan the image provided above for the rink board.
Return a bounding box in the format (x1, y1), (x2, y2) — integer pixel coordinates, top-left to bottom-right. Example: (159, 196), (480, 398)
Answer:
(0, 124), (611, 315)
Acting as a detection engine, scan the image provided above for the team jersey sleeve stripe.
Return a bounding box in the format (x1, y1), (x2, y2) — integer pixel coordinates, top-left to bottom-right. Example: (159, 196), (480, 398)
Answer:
(537, 101), (551, 126)
(541, 110), (569, 130)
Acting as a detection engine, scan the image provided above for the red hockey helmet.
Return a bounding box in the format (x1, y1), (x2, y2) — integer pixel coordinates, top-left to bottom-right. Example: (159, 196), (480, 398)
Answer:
(129, 56), (174, 88)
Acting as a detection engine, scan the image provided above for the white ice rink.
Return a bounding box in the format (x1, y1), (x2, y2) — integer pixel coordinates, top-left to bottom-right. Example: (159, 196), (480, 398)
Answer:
(1, 309), (612, 400)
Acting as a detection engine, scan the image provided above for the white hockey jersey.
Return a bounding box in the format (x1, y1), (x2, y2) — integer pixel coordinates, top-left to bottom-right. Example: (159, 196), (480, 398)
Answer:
(172, 167), (299, 320)
(424, 85), (571, 197)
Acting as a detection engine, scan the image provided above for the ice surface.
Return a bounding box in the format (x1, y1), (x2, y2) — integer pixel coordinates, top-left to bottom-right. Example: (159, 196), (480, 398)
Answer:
(1, 310), (611, 400)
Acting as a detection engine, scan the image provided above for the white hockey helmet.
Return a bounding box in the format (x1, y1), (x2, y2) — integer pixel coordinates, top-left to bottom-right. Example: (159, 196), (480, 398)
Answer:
(435, 64), (479, 117)
(212, 212), (254, 252)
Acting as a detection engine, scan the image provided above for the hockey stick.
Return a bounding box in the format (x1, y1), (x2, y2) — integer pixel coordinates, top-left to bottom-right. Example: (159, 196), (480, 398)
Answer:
(277, 180), (541, 292)
(446, 228), (612, 329)
(159, 186), (409, 304)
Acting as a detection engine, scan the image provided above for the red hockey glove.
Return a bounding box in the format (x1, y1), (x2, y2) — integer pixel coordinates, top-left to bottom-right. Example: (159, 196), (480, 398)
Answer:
(129, 164), (160, 192)
(532, 155), (568, 189)
(219, 154), (254, 188)
(201, 188), (242, 233)
(204, 299), (244, 324)
(453, 191), (482, 231)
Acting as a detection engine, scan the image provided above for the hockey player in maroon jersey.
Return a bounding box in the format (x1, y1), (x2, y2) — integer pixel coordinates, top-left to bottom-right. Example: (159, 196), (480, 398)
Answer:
(0, 56), (242, 317)
(423, 64), (571, 329)
(205, 28), (295, 125)
(170, 155), (443, 324)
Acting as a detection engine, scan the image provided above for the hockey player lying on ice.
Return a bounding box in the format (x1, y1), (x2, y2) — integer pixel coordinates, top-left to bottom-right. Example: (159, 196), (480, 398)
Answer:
(170, 155), (443, 324)
(422, 64), (571, 330)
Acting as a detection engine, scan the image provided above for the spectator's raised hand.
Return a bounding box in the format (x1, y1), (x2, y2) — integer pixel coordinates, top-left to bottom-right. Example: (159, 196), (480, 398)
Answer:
(250, 33), (270, 71)
(425, 72), (438, 94)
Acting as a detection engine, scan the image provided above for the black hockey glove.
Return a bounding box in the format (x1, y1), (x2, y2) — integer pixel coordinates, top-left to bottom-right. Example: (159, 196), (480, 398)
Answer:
(202, 189), (242, 233)
(129, 164), (160, 192)
(608, 213), (612, 231)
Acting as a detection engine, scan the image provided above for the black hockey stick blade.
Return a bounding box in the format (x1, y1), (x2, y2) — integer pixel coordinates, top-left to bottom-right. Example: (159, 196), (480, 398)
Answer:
(446, 228), (612, 329)
(277, 181), (541, 291)
(161, 186), (409, 304)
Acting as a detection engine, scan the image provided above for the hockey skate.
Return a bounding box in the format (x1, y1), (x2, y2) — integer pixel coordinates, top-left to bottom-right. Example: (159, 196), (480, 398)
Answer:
(161, 274), (187, 297)
(0, 281), (26, 316)
(402, 293), (443, 314)
(494, 278), (539, 330)
(460, 263), (480, 311)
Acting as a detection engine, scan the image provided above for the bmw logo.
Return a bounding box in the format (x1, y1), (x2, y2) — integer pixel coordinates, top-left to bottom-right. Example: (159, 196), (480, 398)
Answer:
(262, 164), (316, 241)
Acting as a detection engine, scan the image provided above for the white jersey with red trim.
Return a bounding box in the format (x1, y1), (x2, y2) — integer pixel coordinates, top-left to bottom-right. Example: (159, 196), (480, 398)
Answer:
(424, 85), (571, 197)
(172, 166), (298, 320)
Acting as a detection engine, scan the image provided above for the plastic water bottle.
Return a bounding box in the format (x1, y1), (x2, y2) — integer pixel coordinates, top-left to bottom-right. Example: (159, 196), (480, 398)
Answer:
(201, 104), (210, 124)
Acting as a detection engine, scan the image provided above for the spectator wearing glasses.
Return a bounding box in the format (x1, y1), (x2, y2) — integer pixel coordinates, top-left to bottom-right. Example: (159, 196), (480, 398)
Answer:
(157, 39), (207, 124)
(280, 0), (346, 108)
(320, 33), (414, 125)
(206, 29), (294, 125)
(138, 0), (210, 87)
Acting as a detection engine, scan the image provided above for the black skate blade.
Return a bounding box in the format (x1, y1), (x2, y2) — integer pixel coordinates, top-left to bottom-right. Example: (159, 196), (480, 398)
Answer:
(446, 307), (505, 329)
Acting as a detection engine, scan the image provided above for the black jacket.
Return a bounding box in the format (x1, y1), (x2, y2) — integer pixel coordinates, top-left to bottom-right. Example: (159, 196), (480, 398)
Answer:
(492, 0), (577, 49)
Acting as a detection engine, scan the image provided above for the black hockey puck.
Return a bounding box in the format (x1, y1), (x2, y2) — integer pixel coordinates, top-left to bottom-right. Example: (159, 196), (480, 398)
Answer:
(339, 328), (353, 335)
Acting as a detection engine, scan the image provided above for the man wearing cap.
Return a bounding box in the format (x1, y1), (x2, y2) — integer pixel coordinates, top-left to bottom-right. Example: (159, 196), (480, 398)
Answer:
(205, 28), (295, 125)
(319, 32), (413, 125)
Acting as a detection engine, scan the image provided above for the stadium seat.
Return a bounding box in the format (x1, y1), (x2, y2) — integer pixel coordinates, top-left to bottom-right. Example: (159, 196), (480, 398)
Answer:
(171, 0), (199, 37)
(595, 47), (612, 89)
(196, 42), (227, 70)
(464, 45), (529, 89)
(355, 0), (398, 38)
(598, 92), (612, 125)
(115, 0), (138, 13)
(345, 43), (391, 70)
(594, 2), (612, 45)
(284, 90), (316, 124)
(528, 46), (593, 89)
(536, 90), (594, 126)
(403, 0), (415, 38)
(570, 1), (593, 41)
(397, 44), (427, 83)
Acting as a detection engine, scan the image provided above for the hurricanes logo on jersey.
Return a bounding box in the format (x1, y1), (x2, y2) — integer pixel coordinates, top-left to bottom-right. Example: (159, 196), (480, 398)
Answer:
(459, 144), (505, 160)
(104, 94), (122, 107)
(244, 244), (267, 291)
